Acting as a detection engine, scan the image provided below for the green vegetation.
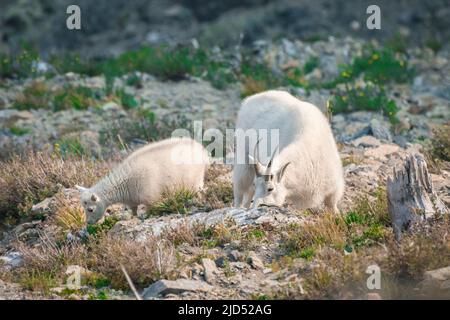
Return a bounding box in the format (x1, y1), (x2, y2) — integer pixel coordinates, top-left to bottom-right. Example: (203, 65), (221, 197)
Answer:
(13, 81), (101, 111)
(303, 56), (320, 74)
(320, 47), (413, 122)
(115, 88), (139, 109)
(86, 216), (120, 237)
(0, 44), (40, 79)
(9, 126), (31, 136)
(99, 108), (189, 149)
(54, 137), (86, 157)
(146, 187), (198, 216)
(330, 84), (399, 123)
(53, 86), (98, 111)
(346, 49), (414, 84)
(3, 44), (414, 127)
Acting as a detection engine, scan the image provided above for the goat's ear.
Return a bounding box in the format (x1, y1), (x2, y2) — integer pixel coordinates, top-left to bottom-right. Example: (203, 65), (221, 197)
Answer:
(75, 185), (88, 193)
(91, 193), (99, 202)
(276, 162), (291, 182)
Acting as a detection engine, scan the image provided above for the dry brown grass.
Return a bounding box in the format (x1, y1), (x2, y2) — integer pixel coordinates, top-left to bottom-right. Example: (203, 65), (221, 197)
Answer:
(13, 81), (52, 110)
(52, 196), (86, 236)
(383, 216), (450, 279)
(276, 189), (449, 299)
(163, 221), (207, 247)
(87, 235), (177, 289)
(240, 76), (269, 98)
(425, 123), (450, 172)
(201, 163), (233, 210)
(11, 231), (178, 292)
(12, 233), (87, 292)
(0, 151), (110, 222)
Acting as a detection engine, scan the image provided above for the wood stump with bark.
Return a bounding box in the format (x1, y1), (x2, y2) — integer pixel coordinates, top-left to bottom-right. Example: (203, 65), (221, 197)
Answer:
(387, 154), (448, 240)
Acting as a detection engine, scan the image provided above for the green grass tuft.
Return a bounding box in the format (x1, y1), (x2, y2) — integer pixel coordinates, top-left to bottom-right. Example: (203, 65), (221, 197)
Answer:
(147, 187), (198, 216)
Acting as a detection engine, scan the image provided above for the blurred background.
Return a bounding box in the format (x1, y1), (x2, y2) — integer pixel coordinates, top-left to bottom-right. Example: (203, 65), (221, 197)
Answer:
(1, 0), (449, 57)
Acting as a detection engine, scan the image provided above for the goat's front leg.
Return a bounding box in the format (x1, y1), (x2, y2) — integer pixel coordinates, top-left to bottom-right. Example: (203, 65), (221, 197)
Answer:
(242, 186), (255, 209)
(129, 205), (138, 216)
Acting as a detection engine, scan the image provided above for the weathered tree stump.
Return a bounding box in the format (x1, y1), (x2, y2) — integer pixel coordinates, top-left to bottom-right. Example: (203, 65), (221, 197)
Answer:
(387, 154), (448, 240)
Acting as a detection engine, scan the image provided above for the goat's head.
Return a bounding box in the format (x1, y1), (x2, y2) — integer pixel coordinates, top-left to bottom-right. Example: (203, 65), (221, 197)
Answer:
(76, 185), (106, 224)
(248, 140), (290, 209)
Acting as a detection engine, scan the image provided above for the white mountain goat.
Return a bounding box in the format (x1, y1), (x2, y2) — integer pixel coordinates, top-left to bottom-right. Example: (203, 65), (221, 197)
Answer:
(232, 90), (344, 212)
(76, 137), (209, 224)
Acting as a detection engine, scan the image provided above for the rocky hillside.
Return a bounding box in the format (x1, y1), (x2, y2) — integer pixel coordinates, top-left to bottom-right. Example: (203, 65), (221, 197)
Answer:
(0, 36), (449, 300)
(1, 0), (450, 57)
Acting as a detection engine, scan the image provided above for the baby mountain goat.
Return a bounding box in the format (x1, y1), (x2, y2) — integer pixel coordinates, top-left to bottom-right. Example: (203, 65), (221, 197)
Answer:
(233, 90), (344, 212)
(76, 137), (209, 224)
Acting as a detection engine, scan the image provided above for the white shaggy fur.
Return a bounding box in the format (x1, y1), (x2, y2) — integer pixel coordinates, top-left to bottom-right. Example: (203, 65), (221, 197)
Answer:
(76, 137), (209, 223)
(232, 90), (344, 212)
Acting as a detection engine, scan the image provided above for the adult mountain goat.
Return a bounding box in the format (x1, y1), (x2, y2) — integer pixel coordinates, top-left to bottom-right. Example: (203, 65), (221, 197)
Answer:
(76, 137), (209, 224)
(233, 90), (344, 212)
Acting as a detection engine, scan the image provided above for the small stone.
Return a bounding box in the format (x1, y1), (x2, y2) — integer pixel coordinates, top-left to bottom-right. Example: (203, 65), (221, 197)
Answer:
(65, 265), (92, 277)
(228, 250), (242, 262)
(247, 251), (265, 270)
(215, 256), (228, 268)
(201, 258), (218, 284)
(31, 197), (53, 216)
(142, 279), (213, 299)
(366, 292), (382, 300)
(230, 262), (247, 270)
(101, 102), (123, 113)
(352, 135), (381, 148)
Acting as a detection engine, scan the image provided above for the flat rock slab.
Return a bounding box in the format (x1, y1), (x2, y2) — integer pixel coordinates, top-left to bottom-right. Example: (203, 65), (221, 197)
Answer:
(143, 279), (213, 299)
(110, 207), (303, 242)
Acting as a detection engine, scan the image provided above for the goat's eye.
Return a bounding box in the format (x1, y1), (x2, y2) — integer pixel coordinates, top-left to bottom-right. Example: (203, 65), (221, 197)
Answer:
(268, 187), (274, 192)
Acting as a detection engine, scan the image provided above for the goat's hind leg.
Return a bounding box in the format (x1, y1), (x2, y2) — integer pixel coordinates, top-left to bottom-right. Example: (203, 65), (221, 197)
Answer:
(324, 193), (339, 214)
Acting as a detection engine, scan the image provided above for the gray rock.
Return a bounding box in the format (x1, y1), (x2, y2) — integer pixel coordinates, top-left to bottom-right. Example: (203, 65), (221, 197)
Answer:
(393, 135), (409, 148)
(30, 197), (53, 216)
(420, 266), (450, 291)
(110, 207), (303, 242)
(0, 251), (23, 270)
(201, 258), (218, 284)
(247, 251), (265, 270)
(230, 262), (247, 270)
(369, 119), (392, 141)
(352, 135), (381, 148)
(0, 109), (35, 127)
(143, 279), (213, 299)
(215, 256), (228, 268)
(228, 250), (242, 262)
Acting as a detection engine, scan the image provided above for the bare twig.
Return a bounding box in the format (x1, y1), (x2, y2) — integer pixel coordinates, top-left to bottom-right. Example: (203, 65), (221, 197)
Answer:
(120, 264), (142, 300)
